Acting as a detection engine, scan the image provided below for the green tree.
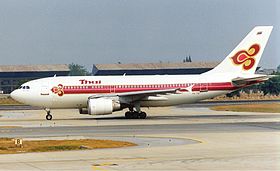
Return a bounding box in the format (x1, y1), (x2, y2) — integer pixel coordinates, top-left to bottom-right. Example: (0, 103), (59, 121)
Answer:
(259, 73), (280, 96)
(68, 63), (91, 76)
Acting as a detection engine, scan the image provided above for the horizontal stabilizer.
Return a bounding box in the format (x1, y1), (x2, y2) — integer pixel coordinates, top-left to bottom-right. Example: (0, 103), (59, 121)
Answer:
(232, 75), (273, 86)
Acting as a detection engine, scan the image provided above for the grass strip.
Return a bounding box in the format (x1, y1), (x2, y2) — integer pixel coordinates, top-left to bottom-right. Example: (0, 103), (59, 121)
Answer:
(211, 103), (280, 113)
(0, 138), (136, 154)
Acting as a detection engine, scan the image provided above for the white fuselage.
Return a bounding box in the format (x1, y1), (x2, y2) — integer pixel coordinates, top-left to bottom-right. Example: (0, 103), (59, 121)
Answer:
(11, 74), (238, 109)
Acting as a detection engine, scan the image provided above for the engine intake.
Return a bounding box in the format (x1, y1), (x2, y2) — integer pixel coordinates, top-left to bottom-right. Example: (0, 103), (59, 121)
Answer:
(87, 98), (121, 115)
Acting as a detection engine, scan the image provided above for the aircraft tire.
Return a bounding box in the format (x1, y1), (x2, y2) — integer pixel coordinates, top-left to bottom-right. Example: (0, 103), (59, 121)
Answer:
(125, 111), (147, 119)
(46, 114), (52, 120)
(139, 112), (147, 119)
(125, 111), (132, 119)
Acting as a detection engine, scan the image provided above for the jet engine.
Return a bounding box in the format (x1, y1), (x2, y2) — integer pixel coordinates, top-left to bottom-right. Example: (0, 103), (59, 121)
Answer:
(87, 98), (121, 115)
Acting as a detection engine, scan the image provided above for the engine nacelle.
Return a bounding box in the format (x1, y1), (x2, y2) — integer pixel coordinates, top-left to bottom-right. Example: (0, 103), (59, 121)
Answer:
(87, 98), (121, 115)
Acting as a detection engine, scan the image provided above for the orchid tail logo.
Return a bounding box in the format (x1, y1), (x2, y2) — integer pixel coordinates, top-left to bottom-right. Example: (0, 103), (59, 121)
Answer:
(231, 44), (260, 70)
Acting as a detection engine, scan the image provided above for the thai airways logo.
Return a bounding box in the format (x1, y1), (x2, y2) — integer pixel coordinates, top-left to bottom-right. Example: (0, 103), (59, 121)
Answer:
(231, 44), (260, 70)
(51, 84), (64, 96)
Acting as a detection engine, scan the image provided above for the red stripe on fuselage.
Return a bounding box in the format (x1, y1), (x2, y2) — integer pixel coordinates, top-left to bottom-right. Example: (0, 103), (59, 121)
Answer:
(60, 82), (238, 95)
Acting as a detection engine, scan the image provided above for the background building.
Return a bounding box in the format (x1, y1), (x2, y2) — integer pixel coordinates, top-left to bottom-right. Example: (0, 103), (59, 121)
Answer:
(92, 62), (219, 76)
(0, 64), (70, 93)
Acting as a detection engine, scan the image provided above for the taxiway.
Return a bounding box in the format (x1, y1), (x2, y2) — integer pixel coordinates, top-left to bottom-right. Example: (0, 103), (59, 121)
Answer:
(0, 105), (279, 170)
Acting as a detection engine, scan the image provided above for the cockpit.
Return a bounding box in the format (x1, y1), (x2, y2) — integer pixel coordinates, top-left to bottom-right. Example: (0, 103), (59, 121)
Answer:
(18, 85), (30, 89)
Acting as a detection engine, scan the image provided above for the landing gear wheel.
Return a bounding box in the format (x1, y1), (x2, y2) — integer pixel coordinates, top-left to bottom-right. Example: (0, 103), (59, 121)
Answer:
(46, 114), (52, 120)
(133, 112), (139, 119)
(125, 111), (147, 119)
(139, 112), (147, 119)
(125, 111), (132, 119)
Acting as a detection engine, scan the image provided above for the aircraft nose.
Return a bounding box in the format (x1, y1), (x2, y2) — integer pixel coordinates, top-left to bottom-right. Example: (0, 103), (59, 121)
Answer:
(11, 89), (27, 104)
(10, 90), (19, 101)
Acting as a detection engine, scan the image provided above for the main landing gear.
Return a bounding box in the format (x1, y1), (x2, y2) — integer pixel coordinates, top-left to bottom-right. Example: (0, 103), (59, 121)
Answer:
(45, 109), (53, 120)
(125, 111), (147, 119)
(125, 106), (147, 119)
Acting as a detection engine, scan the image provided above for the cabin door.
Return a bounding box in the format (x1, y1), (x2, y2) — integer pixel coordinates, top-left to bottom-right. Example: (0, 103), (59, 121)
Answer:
(40, 85), (50, 96)
(199, 82), (208, 92)
(40, 83), (54, 107)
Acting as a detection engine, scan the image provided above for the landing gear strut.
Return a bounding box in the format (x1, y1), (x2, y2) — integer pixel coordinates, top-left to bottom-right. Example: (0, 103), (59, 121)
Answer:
(45, 109), (53, 120)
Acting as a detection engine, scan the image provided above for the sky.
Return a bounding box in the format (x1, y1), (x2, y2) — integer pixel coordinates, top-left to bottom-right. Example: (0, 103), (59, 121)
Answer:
(0, 0), (278, 70)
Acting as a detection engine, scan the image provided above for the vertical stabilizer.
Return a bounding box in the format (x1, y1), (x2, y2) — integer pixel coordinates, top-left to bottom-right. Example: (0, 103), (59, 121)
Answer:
(205, 26), (273, 76)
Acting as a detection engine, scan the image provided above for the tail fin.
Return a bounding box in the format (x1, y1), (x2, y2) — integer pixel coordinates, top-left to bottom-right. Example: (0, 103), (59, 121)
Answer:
(205, 26), (273, 75)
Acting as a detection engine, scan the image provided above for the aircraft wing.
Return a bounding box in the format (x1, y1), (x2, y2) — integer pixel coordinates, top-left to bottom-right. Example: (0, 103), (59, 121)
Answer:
(232, 75), (274, 86)
(88, 88), (179, 103)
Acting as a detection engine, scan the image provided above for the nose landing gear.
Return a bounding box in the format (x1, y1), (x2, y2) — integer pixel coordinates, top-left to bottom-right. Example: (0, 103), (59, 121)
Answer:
(45, 109), (53, 120)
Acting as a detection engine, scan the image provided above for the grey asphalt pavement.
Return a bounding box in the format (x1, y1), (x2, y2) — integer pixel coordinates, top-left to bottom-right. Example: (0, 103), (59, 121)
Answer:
(0, 105), (279, 170)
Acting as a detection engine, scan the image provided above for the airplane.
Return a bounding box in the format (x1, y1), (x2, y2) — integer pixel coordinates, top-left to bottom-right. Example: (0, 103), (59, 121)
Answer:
(11, 26), (273, 120)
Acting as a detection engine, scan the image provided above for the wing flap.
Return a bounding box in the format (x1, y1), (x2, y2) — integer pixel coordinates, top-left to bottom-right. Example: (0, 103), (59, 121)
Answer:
(88, 88), (179, 104)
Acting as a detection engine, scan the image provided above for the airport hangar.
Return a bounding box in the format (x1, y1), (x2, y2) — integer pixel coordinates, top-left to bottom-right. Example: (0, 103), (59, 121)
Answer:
(0, 62), (219, 94)
(92, 62), (219, 75)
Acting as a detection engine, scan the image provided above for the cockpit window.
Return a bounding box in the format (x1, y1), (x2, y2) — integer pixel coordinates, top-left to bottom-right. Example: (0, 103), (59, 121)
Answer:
(18, 86), (30, 89)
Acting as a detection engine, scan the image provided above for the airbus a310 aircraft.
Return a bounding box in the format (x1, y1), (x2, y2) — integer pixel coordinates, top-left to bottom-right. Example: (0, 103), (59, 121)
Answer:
(11, 26), (273, 120)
